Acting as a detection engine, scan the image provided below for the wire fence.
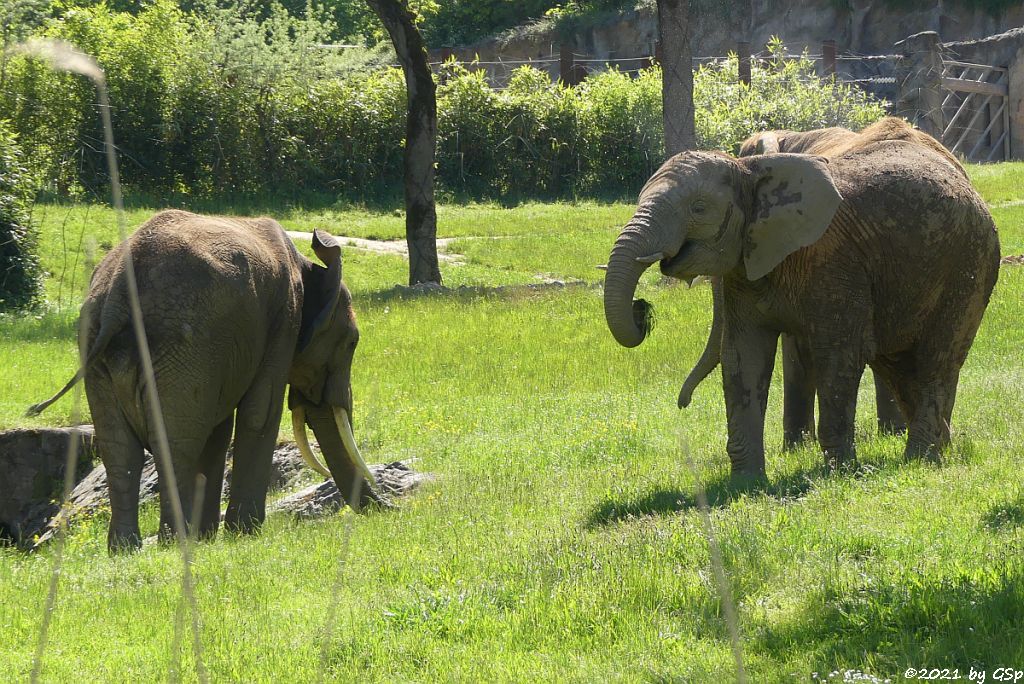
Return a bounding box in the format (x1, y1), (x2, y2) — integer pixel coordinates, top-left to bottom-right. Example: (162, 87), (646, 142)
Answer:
(415, 43), (902, 101)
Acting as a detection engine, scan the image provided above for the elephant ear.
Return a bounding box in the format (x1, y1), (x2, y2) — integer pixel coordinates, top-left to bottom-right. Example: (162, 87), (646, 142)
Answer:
(741, 153), (842, 281)
(298, 229), (343, 352)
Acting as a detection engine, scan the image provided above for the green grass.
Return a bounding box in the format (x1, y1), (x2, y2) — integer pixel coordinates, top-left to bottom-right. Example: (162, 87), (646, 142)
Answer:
(2, 164), (1024, 681)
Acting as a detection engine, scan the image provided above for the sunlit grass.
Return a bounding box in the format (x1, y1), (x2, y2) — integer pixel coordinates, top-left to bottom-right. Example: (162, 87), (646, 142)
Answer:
(3, 181), (1024, 680)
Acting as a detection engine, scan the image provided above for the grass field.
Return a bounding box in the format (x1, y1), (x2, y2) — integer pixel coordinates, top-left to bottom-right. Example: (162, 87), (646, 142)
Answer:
(2, 163), (1023, 681)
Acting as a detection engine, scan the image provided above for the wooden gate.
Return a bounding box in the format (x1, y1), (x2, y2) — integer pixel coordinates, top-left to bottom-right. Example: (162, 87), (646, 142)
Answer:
(941, 59), (1010, 162)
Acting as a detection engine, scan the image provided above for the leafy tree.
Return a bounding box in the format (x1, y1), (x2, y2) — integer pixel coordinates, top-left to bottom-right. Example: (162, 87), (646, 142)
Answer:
(0, 121), (42, 313)
(656, 0), (694, 154)
(365, 0), (441, 285)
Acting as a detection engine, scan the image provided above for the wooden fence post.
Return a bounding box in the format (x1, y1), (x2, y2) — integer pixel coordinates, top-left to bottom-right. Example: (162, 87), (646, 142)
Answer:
(738, 40), (751, 85)
(560, 44), (574, 85)
(894, 31), (945, 139)
(655, 40), (663, 65)
(822, 39), (837, 78)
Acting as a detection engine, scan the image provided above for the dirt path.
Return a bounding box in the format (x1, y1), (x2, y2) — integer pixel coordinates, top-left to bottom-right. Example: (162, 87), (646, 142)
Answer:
(286, 231), (467, 264)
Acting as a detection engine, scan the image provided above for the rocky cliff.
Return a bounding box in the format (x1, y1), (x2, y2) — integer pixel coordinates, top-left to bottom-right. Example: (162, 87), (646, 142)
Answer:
(447, 1), (1024, 65)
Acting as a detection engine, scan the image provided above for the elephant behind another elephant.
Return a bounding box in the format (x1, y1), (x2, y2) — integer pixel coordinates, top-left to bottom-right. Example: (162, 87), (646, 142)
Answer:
(679, 118), (969, 447)
(604, 123), (999, 477)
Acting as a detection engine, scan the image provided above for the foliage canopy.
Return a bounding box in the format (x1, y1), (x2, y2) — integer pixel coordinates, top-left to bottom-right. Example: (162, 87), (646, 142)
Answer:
(0, 122), (42, 313)
(0, 2), (886, 202)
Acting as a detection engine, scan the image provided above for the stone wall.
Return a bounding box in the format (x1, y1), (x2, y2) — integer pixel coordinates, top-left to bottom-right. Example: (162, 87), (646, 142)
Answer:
(437, 1), (1024, 81)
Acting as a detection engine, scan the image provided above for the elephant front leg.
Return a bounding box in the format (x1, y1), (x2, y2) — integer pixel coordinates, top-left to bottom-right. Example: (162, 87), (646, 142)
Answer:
(721, 322), (779, 480)
(225, 386), (283, 534)
(781, 334), (816, 449)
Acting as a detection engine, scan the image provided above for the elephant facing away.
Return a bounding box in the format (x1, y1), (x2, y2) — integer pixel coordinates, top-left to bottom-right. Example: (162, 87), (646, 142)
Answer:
(30, 210), (387, 551)
(679, 118), (969, 447)
(604, 132), (998, 477)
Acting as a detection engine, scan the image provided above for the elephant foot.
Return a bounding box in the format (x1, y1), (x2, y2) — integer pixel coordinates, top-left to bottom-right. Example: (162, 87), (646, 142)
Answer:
(823, 449), (858, 474)
(904, 441), (943, 465)
(355, 484), (397, 512)
(782, 431), (815, 452)
(728, 467), (768, 486)
(877, 418), (907, 436)
(107, 528), (142, 554)
(224, 503), (265, 535)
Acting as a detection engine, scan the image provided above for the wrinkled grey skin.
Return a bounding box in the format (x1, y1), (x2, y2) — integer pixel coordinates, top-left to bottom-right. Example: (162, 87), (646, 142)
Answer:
(604, 138), (999, 478)
(30, 210), (386, 551)
(682, 122), (905, 446)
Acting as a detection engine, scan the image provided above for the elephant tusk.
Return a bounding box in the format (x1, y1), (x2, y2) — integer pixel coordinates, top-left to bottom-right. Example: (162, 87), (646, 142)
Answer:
(595, 264), (608, 271)
(292, 408), (332, 478)
(333, 407), (379, 488)
(635, 252), (664, 264)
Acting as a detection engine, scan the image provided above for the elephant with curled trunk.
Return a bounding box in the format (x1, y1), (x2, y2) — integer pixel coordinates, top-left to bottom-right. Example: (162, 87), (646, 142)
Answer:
(29, 210), (387, 551)
(680, 118), (969, 447)
(604, 134), (999, 477)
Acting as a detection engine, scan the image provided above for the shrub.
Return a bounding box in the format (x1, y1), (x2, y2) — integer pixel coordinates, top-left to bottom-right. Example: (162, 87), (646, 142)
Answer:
(694, 37), (890, 153)
(0, 8), (888, 202)
(0, 121), (42, 313)
(576, 66), (663, 195)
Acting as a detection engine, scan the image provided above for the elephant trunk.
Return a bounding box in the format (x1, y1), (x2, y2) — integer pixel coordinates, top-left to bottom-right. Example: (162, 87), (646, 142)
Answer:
(604, 216), (680, 347)
(302, 403), (385, 511)
(678, 276), (725, 408)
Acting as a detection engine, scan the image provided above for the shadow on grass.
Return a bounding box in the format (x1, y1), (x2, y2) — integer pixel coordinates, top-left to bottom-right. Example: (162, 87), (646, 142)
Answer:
(982, 495), (1024, 531)
(586, 466), (827, 528)
(756, 561), (1024, 667)
(0, 309), (78, 343)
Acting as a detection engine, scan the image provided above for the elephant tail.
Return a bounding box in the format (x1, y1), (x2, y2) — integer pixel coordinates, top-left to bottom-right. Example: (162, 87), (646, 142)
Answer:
(678, 276), (724, 408)
(26, 295), (128, 417)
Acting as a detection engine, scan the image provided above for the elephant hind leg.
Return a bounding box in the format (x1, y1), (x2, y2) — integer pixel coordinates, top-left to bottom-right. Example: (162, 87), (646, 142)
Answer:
(154, 436), (206, 543)
(98, 429), (146, 553)
(87, 373), (146, 553)
(904, 374), (958, 462)
(872, 371), (906, 435)
(782, 334), (816, 450)
(812, 349), (864, 472)
(197, 415), (234, 539)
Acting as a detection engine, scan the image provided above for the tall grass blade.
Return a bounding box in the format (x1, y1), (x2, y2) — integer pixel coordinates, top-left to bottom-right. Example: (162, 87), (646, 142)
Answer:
(15, 39), (207, 683)
(679, 433), (748, 683)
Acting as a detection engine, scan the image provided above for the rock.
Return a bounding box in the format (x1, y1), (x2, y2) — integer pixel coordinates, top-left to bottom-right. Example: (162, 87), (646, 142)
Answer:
(33, 455), (159, 547)
(223, 443), (317, 495)
(272, 461), (434, 518)
(0, 427), (97, 546)
(6, 432), (429, 546)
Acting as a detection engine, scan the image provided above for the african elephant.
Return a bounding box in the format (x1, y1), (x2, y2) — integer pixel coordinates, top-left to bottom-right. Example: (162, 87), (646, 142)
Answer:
(604, 131), (999, 478)
(29, 210), (387, 551)
(681, 120), (948, 444)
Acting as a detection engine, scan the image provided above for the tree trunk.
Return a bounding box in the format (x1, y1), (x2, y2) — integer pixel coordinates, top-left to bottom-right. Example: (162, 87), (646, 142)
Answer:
(656, 0), (695, 156)
(365, 0), (442, 286)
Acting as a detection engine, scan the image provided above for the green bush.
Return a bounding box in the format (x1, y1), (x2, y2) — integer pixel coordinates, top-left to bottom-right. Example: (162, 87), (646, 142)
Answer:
(0, 5), (888, 202)
(694, 38), (890, 153)
(0, 121), (42, 313)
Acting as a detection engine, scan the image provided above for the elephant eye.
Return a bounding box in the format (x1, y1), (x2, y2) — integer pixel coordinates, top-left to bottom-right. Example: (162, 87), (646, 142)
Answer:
(691, 200), (707, 214)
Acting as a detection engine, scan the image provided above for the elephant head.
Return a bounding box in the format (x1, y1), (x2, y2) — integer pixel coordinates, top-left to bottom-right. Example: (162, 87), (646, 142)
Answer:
(288, 230), (383, 510)
(604, 151), (843, 348)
